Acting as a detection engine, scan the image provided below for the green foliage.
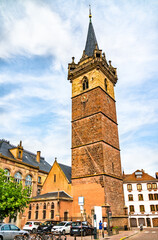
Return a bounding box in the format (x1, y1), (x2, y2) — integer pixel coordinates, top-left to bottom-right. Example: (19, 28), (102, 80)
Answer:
(0, 168), (32, 220)
(112, 226), (119, 229)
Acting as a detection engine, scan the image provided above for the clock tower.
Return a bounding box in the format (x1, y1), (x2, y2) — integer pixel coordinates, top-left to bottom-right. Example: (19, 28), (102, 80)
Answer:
(68, 11), (127, 226)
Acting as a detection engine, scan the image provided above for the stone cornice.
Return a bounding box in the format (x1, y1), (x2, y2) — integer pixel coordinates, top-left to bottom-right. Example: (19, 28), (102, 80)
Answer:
(72, 139), (120, 152)
(68, 59), (117, 85)
(31, 197), (73, 202)
(0, 153), (47, 174)
(72, 111), (118, 126)
(72, 172), (123, 181)
(71, 85), (116, 102)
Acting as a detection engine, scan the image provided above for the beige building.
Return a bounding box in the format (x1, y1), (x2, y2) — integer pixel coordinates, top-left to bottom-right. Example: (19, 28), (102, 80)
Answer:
(0, 139), (51, 228)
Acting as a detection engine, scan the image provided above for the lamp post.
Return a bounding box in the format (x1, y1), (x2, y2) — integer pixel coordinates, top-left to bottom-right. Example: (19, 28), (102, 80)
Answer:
(105, 204), (112, 236)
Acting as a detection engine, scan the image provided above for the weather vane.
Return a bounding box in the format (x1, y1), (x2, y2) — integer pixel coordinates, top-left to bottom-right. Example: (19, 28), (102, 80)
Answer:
(89, 5), (92, 22)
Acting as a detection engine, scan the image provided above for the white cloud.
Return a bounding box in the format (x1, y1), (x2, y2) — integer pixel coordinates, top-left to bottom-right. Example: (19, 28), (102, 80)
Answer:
(0, 0), (158, 175)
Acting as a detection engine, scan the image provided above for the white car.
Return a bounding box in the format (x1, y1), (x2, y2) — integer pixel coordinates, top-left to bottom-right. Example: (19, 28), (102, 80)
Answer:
(52, 221), (72, 235)
(23, 221), (41, 233)
(0, 223), (29, 240)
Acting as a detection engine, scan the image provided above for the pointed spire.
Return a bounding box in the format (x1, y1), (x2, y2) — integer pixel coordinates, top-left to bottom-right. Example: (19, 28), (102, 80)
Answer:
(84, 7), (99, 57)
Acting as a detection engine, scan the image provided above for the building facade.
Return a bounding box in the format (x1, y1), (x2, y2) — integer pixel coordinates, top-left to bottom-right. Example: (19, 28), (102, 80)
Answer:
(0, 139), (51, 228)
(123, 169), (158, 228)
(27, 160), (72, 224)
(68, 13), (127, 226)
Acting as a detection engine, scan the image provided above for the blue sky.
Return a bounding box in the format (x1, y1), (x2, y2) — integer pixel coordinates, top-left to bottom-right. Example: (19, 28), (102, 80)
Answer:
(0, 0), (158, 176)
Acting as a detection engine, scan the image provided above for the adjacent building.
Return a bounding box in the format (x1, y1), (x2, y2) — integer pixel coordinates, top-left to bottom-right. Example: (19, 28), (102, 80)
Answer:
(27, 159), (72, 223)
(123, 169), (158, 228)
(0, 139), (51, 228)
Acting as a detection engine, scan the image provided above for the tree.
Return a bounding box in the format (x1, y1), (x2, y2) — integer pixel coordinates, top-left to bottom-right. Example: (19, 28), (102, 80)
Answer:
(0, 168), (31, 220)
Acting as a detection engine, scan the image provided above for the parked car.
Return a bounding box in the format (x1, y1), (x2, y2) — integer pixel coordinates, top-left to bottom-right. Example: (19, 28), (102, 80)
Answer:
(70, 221), (94, 236)
(52, 221), (72, 235)
(37, 221), (59, 233)
(0, 223), (29, 240)
(23, 221), (41, 233)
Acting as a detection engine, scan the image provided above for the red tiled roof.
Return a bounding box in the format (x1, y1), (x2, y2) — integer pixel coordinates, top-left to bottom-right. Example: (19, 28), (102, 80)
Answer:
(123, 170), (158, 183)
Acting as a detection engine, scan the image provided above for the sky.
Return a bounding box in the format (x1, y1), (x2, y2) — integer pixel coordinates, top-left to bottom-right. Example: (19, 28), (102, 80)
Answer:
(0, 0), (158, 177)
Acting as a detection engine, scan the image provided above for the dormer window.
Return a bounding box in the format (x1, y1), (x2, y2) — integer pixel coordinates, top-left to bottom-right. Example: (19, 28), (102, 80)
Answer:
(135, 171), (143, 178)
(18, 150), (21, 159)
(83, 77), (89, 91)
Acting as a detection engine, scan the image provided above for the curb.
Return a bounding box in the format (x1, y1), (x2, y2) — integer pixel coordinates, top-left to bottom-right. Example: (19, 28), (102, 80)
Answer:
(120, 231), (139, 240)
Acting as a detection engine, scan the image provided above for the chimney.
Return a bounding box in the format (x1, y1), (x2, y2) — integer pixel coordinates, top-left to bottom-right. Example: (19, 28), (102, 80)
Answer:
(36, 151), (41, 163)
(155, 172), (158, 179)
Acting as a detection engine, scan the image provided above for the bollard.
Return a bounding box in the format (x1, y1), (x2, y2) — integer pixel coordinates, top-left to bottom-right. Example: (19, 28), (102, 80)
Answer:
(74, 234), (76, 240)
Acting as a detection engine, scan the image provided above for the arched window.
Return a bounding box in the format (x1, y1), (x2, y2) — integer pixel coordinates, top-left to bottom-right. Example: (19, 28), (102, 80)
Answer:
(4, 169), (10, 180)
(28, 204), (32, 219)
(105, 79), (107, 91)
(51, 202), (54, 219)
(25, 175), (32, 186)
(14, 172), (22, 183)
(43, 203), (46, 219)
(35, 204), (39, 219)
(82, 77), (89, 91)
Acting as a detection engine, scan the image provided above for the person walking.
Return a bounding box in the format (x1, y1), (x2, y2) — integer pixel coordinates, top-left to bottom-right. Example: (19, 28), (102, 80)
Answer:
(99, 220), (103, 239)
(103, 221), (107, 237)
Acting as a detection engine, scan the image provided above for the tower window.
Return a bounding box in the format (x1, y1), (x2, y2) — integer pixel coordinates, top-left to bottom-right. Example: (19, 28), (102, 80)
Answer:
(96, 53), (100, 58)
(83, 77), (89, 90)
(105, 79), (107, 91)
(112, 163), (114, 172)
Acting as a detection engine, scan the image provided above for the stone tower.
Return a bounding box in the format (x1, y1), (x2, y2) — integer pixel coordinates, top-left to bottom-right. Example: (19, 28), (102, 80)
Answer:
(68, 12), (127, 226)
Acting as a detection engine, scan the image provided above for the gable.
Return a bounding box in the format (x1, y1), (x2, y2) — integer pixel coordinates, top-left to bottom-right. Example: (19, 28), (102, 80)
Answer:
(40, 161), (72, 196)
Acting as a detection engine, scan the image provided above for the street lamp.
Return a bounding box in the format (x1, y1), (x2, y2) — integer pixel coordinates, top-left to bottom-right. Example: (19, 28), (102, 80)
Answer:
(105, 204), (111, 236)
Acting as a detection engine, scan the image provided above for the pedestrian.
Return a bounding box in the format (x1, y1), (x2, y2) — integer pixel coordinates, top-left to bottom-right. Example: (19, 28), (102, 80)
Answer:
(103, 221), (107, 235)
(99, 220), (103, 239)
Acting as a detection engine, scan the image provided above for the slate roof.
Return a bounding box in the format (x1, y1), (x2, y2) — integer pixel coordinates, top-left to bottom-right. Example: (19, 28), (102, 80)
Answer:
(0, 139), (51, 173)
(123, 169), (158, 183)
(85, 21), (99, 57)
(33, 191), (72, 199)
(58, 163), (71, 183)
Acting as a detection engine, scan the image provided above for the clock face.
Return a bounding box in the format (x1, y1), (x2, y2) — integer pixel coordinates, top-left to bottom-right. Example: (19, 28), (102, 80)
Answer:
(81, 94), (88, 103)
